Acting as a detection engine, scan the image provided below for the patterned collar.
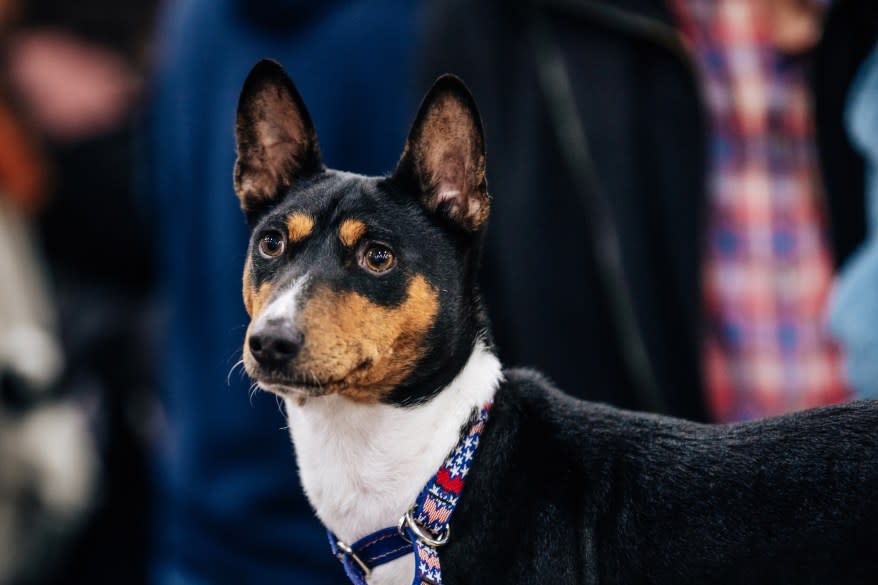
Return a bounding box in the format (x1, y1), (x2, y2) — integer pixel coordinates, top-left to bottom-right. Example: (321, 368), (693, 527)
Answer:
(327, 402), (492, 585)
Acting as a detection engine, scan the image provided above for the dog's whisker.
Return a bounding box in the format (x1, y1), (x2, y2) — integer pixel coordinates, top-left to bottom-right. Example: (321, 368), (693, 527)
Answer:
(308, 368), (324, 391)
(226, 359), (245, 386)
(311, 373), (323, 392)
(248, 382), (260, 405)
(274, 394), (287, 421)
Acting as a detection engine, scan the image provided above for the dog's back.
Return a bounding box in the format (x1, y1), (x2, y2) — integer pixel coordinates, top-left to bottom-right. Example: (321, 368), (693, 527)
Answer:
(445, 369), (878, 584)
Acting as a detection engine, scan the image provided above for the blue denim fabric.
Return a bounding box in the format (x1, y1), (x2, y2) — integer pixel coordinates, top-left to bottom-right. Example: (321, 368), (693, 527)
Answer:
(829, 42), (878, 399)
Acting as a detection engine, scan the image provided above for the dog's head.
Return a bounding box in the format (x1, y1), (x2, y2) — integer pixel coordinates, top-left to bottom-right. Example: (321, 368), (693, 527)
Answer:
(235, 60), (490, 406)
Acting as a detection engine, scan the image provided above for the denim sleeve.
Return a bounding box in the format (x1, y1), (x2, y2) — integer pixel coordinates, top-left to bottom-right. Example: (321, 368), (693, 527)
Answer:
(828, 41), (878, 399)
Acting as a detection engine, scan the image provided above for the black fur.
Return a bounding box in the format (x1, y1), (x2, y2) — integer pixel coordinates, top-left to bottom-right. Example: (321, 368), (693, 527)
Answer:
(234, 61), (878, 583)
(446, 371), (878, 583)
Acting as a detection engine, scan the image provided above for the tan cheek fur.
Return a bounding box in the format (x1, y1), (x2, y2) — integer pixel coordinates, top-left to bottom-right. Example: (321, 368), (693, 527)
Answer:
(242, 257), (255, 316)
(242, 258), (274, 317)
(297, 274), (439, 402)
(242, 259), (273, 374)
(287, 213), (315, 243)
(338, 219), (367, 247)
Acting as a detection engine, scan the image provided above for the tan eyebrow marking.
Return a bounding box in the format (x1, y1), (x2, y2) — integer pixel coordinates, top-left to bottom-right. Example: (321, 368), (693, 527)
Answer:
(339, 219), (368, 247)
(287, 213), (315, 243)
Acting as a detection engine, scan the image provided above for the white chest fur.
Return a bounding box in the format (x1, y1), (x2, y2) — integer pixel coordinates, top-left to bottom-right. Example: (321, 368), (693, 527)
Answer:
(283, 342), (502, 585)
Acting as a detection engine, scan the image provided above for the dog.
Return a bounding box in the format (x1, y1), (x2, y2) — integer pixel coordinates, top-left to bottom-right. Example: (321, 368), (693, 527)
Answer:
(233, 59), (878, 584)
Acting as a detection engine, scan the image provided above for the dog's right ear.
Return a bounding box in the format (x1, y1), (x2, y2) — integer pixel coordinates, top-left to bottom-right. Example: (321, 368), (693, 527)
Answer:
(234, 59), (322, 218)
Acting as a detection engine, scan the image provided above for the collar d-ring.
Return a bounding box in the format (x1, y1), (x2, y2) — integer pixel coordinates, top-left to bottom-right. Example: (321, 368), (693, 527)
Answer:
(397, 505), (451, 547)
(335, 538), (372, 578)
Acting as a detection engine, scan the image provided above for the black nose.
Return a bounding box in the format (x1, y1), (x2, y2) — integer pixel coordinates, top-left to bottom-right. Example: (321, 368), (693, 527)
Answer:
(248, 321), (303, 367)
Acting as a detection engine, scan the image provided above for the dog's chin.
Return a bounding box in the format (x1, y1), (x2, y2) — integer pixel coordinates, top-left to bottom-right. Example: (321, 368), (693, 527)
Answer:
(243, 357), (333, 398)
(257, 380), (329, 399)
(249, 369), (348, 400)
(249, 374), (329, 397)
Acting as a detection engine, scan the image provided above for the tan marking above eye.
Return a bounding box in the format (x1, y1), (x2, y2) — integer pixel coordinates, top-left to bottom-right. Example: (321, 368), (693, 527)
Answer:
(339, 218), (367, 247)
(296, 274), (439, 403)
(287, 213), (315, 243)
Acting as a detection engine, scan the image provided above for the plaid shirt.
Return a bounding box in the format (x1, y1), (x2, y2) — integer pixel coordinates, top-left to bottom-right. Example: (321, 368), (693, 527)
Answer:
(672, 0), (850, 422)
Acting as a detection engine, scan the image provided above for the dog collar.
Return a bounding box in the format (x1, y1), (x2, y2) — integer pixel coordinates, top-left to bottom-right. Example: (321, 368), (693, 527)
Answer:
(328, 402), (492, 585)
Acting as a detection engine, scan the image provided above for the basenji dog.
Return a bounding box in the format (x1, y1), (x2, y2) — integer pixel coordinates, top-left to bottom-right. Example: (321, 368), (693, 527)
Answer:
(234, 59), (878, 585)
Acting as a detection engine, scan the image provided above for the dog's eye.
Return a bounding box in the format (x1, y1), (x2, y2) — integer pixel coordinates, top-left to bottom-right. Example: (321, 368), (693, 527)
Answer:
(258, 231), (286, 258)
(361, 244), (396, 273)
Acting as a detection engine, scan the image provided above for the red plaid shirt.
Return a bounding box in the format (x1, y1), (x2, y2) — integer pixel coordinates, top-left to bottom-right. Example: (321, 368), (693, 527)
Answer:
(672, 0), (850, 422)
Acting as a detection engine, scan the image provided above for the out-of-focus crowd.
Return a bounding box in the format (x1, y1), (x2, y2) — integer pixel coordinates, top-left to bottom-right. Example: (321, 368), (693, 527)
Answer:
(0, 0), (155, 583)
(0, 0), (874, 583)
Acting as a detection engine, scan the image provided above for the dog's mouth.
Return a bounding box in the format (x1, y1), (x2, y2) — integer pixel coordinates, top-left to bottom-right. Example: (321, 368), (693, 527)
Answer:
(251, 370), (350, 397)
(246, 354), (374, 398)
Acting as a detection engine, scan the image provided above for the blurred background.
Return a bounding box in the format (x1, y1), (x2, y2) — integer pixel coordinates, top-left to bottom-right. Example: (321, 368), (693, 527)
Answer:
(0, 0), (874, 583)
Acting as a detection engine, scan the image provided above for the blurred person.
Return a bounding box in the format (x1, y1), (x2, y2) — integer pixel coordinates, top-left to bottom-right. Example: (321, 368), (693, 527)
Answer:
(0, 3), (98, 583)
(2, 0), (160, 582)
(0, 192), (97, 585)
(421, 0), (877, 423)
(828, 41), (878, 399)
(147, 0), (420, 583)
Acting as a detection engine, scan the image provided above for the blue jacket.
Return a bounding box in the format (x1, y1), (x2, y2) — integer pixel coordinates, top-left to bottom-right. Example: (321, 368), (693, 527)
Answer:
(149, 1), (418, 581)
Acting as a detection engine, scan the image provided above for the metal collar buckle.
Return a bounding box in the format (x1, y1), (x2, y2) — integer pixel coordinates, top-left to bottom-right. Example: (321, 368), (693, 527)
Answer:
(397, 505), (451, 548)
(335, 539), (372, 578)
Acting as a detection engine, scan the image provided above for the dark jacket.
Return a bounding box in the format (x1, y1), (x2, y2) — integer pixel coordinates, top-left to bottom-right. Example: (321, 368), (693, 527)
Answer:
(422, 0), (878, 422)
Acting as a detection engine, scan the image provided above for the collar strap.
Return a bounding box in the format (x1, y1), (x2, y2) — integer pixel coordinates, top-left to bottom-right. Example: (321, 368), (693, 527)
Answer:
(328, 527), (411, 584)
(329, 402), (492, 585)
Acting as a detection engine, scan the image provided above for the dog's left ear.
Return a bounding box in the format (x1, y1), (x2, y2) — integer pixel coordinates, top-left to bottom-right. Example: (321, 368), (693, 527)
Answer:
(234, 59), (322, 217)
(395, 75), (489, 232)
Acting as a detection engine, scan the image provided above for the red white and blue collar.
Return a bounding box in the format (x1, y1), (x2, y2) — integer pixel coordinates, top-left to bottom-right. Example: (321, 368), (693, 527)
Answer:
(328, 402), (492, 585)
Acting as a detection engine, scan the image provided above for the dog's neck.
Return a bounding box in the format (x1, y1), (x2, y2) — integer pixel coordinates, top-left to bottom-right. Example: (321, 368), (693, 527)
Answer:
(284, 341), (502, 545)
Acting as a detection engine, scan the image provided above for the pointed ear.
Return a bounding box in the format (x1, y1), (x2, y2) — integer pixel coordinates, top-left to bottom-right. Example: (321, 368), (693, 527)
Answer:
(395, 75), (489, 232)
(234, 59), (322, 216)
